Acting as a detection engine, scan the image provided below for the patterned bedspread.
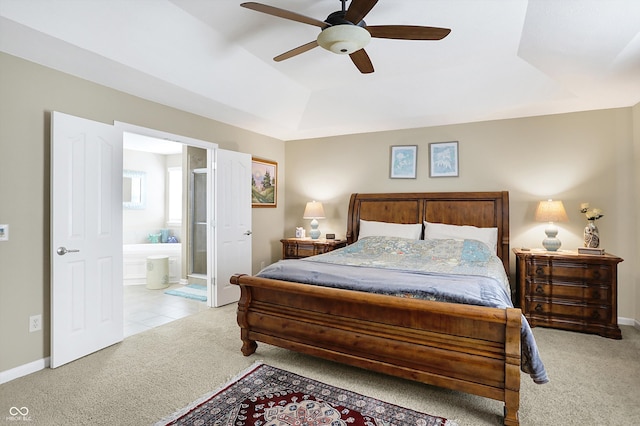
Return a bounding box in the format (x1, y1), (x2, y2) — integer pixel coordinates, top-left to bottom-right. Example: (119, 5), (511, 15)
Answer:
(257, 236), (548, 384)
(309, 236), (511, 291)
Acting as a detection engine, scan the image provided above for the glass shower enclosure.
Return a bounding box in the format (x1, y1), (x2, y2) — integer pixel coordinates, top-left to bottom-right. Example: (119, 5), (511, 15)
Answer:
(190, 168), (207, 277)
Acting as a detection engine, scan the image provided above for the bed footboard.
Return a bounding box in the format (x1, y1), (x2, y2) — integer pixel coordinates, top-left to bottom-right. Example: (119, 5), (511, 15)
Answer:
(230, 273), (522, 426)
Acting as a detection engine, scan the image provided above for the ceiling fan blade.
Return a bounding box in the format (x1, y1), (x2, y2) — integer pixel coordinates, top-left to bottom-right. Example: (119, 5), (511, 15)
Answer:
(349, 49), (374, 74)
(241, 2), (328, 28)
(367, 25), (451, 40)
(345, 0), (379, 24)
(274, 40), (319, 62)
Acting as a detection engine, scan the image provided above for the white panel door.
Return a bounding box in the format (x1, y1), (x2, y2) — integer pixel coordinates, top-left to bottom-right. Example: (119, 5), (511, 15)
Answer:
(51, 112), (123, 368)
(213, 149), (251, 307)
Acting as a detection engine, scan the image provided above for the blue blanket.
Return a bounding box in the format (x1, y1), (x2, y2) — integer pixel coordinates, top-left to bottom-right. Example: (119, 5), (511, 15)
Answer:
(257, 236), (548, 384)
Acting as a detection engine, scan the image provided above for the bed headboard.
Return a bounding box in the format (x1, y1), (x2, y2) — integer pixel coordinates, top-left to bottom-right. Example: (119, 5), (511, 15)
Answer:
(346, 191), (510, 275)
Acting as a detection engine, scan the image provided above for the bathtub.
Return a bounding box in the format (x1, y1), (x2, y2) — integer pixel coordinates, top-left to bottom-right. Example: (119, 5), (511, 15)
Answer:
(123, 243), (182, 285)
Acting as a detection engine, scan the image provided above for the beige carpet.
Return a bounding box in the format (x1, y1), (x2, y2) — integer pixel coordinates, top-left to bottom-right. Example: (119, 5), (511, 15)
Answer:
(1, 304), (639, 425)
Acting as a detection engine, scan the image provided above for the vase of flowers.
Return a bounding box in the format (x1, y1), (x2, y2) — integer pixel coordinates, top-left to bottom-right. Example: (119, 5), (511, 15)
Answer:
(580, 203), (603, 248)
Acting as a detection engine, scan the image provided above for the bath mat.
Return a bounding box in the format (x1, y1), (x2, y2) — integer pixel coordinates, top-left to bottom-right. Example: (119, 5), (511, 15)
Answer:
(155, 362), (457, 426)
(164, 284), (207, 302)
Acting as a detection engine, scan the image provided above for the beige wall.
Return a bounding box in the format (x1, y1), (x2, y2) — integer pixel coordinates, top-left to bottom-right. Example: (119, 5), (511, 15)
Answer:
(285, 108), (638, 324)
(0, 52), (285, 372)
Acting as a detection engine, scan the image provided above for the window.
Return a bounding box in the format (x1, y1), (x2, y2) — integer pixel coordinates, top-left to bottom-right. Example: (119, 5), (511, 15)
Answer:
(167, 167), (182, 224)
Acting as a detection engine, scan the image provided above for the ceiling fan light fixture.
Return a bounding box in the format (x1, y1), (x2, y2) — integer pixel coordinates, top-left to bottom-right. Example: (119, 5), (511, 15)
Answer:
(317, 24), (371, 55)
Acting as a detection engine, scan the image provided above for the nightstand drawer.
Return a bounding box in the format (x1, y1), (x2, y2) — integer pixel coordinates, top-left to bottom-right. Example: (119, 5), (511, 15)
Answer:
(281, 238), (347, 259)
(284, 245), (315, 258)
(525, 281), (610, 302)
(529, 260), (612, 282)
(525, 299), (611, 324)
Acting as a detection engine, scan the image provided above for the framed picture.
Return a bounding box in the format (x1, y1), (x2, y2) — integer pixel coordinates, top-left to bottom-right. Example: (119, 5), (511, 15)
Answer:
(429, 141), (459, 177)
(389, 145), (418, 179)
(251, 157), (277, 207)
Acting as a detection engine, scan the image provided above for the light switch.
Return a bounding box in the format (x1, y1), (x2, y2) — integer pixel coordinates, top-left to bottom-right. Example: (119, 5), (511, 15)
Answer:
(0, 224), (8, 241)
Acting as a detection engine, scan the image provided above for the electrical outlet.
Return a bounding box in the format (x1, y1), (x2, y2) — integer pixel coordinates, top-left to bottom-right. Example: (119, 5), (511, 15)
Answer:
(29, 314), (42, 332)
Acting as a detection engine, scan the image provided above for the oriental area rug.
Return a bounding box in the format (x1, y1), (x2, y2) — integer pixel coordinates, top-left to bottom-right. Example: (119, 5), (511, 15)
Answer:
(156, 363), (457, 426)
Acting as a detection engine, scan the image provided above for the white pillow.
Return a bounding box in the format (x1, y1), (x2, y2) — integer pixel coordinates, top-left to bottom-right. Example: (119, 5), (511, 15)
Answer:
(359, 219), (422, 240)
(424, 221), (498, 253)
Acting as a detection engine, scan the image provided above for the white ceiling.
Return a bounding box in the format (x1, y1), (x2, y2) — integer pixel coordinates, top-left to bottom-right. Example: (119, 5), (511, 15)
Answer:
(1, 0), (639, 141)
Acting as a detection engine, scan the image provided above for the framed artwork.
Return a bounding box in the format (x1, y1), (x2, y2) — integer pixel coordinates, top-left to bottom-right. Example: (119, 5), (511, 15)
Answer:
(429, 141), (459, 177)
(389, 145), (418, 179)
(251, 157), (277, 207)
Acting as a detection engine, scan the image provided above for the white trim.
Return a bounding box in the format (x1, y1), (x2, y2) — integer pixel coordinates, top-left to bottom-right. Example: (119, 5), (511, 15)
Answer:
(618, 316), (636, 327)
(114, 121), (218, 150)
(0, 357), (49, 384)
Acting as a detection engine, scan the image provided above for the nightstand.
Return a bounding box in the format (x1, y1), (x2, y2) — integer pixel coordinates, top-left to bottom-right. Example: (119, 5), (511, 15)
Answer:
(513, 248), (623, 339)
(281, 238), (347, 259)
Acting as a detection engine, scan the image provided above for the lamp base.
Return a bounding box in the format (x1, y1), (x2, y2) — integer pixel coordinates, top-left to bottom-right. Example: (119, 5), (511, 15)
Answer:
(542, 223), (561, 251)
(309, 218), (321, 240)
(542, 237), (562, 251)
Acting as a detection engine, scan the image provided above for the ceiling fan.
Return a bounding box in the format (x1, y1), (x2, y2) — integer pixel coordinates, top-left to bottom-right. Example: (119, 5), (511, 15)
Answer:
(241, 0), (451, 74)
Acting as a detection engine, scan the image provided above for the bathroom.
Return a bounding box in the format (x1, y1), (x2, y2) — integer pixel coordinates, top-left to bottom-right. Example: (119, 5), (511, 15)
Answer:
(123, 133), (209, 335)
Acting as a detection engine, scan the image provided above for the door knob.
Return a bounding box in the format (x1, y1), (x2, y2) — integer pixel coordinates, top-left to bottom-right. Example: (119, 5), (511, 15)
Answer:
(57, 247), (80, 256)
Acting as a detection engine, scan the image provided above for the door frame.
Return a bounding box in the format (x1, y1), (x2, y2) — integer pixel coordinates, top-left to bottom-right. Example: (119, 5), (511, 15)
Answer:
(115, 122), (218, 307)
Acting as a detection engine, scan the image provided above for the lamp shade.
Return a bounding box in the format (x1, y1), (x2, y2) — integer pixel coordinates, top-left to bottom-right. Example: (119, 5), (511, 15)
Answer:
(317, 24), (371, 55)
(535, 199), (568, 223)
(303, 201), (325, 219)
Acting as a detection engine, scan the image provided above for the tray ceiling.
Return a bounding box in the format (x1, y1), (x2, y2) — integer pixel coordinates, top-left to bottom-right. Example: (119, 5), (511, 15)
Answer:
(1, 0), (639, 140)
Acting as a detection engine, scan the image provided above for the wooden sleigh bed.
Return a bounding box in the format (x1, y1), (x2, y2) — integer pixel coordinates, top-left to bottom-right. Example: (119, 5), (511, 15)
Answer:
(230, 191), (523, 425)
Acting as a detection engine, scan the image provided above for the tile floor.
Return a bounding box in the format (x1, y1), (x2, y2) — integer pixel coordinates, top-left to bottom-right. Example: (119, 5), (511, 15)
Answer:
(124, 283), (208, 338)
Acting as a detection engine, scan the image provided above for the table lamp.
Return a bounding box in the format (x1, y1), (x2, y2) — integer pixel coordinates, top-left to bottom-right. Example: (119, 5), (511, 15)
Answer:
(303, 201), (325, 239)
(535, 199), (568, 251)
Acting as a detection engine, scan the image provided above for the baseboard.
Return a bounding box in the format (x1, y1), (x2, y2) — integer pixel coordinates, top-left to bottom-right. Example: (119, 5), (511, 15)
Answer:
(618, 316), (636, 327)
(0, 357), (49, 384)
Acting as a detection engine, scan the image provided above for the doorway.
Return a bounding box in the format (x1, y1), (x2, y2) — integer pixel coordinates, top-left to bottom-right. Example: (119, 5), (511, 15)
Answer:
(122, 134), (208, 336)
(116, 121), (252, 309)
(51, 113), (252, 366)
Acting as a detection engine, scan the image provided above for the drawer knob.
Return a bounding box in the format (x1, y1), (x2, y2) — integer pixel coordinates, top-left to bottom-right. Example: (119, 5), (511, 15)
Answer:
(534, 303), (543, 313)
(590, 311), (601, 320)
(592, 291), (601, 299)
(535, 267), (544, 276)
(593, 270), (601, 279)
(535, 285), (545, 294)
